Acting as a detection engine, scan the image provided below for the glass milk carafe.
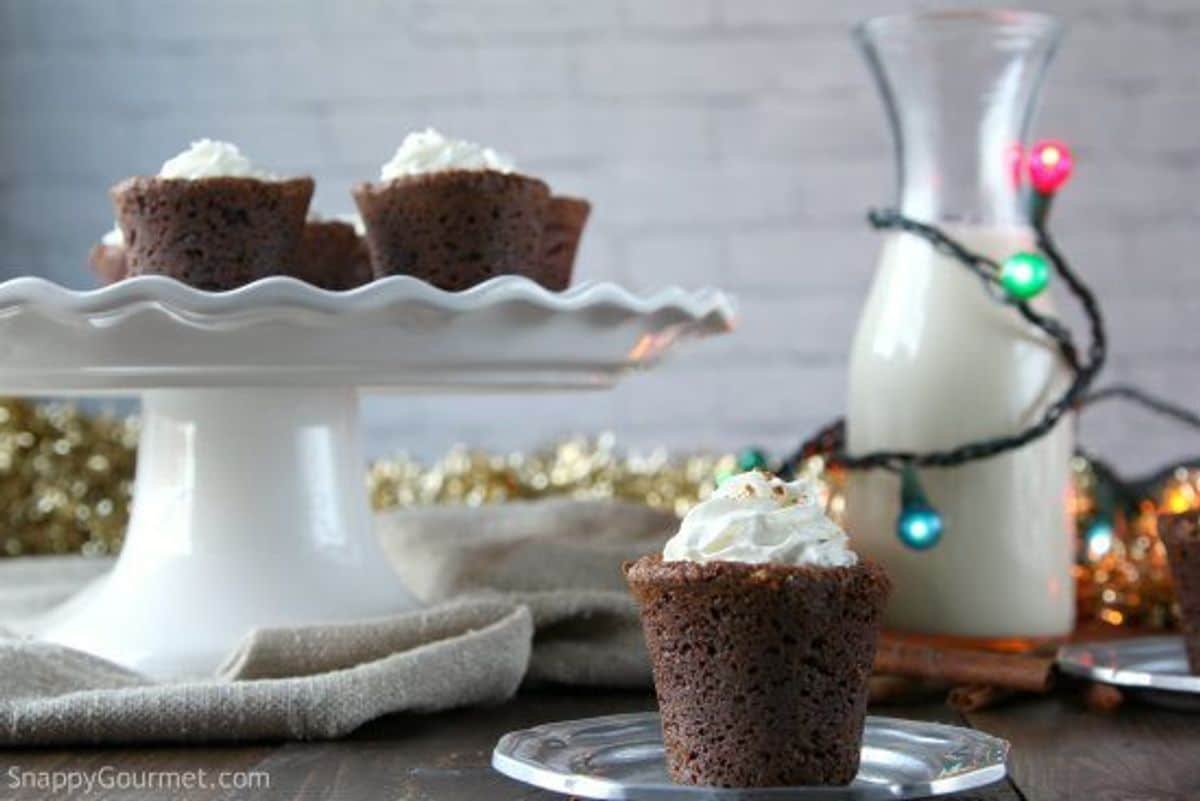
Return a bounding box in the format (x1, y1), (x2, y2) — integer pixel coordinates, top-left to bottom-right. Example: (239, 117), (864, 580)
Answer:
(847, 11), (1073, 641)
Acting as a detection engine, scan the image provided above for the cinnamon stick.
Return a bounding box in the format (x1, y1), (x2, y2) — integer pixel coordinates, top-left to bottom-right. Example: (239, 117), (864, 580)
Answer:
(1081, 681), (1124, 713)
(947, 683), (1017, 712)
(868, 674), (947, 705)
(874, 636), (1056, 693)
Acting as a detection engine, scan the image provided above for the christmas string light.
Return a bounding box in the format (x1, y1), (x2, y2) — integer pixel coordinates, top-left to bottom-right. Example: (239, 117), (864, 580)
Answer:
(1028, 139), (1073, 225)
(781, 141), (1107, 550)
(1029, 140), (1072, 193)
(999, 251), (1051, 301)
(897, 465), (943, 550)
(1076, 383), (1200, 532)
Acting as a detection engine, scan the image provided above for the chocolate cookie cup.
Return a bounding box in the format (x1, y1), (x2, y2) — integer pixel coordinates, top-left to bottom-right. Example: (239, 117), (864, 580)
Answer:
(293, 219), (372, 291)
(111, 176), (314, 291)
(536, 195), (590, 291)
(1160, 513), (1200, 673)
(87, 243), (127, 285)
(624, 555), (891, 788)
(352, 169), (551, 292)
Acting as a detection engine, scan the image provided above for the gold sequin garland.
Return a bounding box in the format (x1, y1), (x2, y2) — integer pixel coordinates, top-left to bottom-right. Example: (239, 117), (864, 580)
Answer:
(0, 397), (1181, 629)
(1070, 456), (1184, 629)
(0, 399), (137, 558)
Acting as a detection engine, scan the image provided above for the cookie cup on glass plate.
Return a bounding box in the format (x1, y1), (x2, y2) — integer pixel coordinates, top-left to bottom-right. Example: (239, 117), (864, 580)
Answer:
(624, 554), (891, 788)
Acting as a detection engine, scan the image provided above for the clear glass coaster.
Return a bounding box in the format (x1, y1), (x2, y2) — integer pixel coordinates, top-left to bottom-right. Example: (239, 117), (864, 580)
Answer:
(1059, 636), (1200, 711)
(493, 712), (1009, 800)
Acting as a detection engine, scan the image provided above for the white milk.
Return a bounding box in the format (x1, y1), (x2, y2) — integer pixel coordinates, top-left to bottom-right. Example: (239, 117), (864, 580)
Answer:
(846, 225), (1075, 639)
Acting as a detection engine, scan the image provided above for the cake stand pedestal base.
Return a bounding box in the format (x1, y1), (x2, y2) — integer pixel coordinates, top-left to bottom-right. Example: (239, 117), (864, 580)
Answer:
(0, 275), (733, 679)
(30, 387), (416, 678)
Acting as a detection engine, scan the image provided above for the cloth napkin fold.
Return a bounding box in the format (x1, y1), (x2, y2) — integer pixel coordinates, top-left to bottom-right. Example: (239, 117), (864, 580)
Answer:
(0, 499), (675, 745)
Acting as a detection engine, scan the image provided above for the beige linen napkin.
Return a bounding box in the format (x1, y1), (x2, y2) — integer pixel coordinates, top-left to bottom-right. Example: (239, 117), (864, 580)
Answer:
(0, 499), (673, 745)
(378, 498), (669, 688)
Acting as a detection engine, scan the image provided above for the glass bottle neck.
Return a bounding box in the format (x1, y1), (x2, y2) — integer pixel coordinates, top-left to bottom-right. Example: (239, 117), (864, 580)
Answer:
(856, 10), (1063, 227)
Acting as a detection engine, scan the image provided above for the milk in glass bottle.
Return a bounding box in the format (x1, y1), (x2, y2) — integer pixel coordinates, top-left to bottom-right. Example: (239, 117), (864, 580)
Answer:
(848, 11), (1073, 642)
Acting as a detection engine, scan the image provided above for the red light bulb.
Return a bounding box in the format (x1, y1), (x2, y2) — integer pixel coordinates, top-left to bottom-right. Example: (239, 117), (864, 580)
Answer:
(1029, 139), (1073, 194)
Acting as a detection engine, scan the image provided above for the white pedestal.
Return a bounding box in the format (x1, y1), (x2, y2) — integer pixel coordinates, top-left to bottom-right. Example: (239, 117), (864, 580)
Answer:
(0, 275), (733, 678)
(33, 388), (415, 678)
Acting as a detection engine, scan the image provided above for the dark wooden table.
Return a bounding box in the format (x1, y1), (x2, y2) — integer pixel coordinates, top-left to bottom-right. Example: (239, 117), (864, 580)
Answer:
(2, 688), (1198, 800)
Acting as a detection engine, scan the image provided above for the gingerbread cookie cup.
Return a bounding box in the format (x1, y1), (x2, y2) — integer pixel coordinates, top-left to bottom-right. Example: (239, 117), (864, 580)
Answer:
(1160, 513), (1200, 673)
(624, 555), (891, 788)
(352, 169), (551, 292)
(111, 176), (314, 290)
(294, 219), (372, 291)
(537, 195), (590, 291)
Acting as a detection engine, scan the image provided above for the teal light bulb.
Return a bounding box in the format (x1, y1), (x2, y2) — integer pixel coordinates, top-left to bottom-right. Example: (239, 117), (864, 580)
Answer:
(897, 504), (944, 550)
(1084, 520), (1114, 561)
(896, 465), (944, 550)
(736, 446), (769, 472)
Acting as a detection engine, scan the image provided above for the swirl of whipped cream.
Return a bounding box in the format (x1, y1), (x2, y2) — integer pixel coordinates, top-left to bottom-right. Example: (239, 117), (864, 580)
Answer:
(101, 140), (274, 247)
(101, 140), (275, 246)
(663, 471), (858, 567)
(159, 139), (274, 180)
(380, 128), (515, 180)
(101, 223), (124, 247)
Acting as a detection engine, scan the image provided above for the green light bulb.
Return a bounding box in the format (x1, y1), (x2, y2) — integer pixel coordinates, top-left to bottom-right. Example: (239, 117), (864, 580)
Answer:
(1000, 252), (1050, 301)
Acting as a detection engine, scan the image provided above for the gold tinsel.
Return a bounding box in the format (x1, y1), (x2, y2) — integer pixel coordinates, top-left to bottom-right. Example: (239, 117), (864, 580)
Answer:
(0, 397), (1182, 630)
(0, 399), (137, 557)
(368, 434), (738, 518)
(366, 435), (841, 521)
(1071, 456), (1183, 630)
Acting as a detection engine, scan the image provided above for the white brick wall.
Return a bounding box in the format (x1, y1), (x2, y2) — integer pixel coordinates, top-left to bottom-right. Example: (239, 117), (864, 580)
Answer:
(1, 0), (1197, 474)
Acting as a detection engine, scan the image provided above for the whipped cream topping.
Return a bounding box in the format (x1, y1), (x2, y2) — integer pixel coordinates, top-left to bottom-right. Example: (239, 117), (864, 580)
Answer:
(663, 471), (858, 567)
(102, 140), (276, 244)
(159, 139), (274, 180)
(101, 224), (124, 247)
(379, 128), (515, 180)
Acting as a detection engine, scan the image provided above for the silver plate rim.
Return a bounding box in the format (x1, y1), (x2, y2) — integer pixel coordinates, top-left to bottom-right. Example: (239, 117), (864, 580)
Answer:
(1057, 635), (1200, 694)
(492, 712), (1010, 800)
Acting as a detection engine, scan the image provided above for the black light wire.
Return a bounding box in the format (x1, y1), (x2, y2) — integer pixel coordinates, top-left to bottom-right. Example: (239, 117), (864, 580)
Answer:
(780, 206), (1107, 476)
(1075, 384), (1200, 501)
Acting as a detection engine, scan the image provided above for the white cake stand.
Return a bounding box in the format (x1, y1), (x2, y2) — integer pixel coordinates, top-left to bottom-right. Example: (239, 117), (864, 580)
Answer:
(0, 275), (734, 678)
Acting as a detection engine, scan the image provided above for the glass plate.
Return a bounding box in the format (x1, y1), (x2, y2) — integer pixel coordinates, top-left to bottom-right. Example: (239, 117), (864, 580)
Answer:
(492, 712), (1009, 800)
(1058, 636), (1200, 710)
